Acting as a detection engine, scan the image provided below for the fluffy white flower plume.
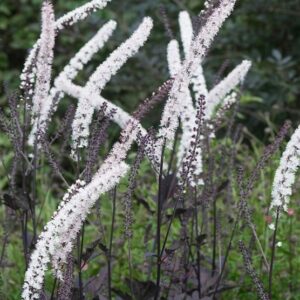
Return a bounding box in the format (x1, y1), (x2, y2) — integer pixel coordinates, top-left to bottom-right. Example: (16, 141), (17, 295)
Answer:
(158, 0), (237, 150)
(188, 1), (237, 73)
(58, 80), (147, 134)
(22, 162), (128, 300)
(71, 97), (95, 149)
(58, 21), (117, 82)
(55, 0), (112, 30)
(271, 125), (300, 212)
(165, 5), (249, 186)
(20, 0), (111, 97)
(214, 91), (238, 122)
(71, 17), (153, 151)
(51, 121), (140, 272)
(206, 60), (251, 118)
(86, 17), (153, 94)
(29, 20), (117, 145)
(178, 11), (193, 59)
(192, 64), (208, 103)
(22, 120), (140, 300)
(166, 39), (197, 177)
(168, 16), (201, 183)
(179, 11), (208, 100)
(25, 0), (112, 147)
(166, 40), (194, 112)
(31, 1), (55, 121)
(167, 40), (182, 77)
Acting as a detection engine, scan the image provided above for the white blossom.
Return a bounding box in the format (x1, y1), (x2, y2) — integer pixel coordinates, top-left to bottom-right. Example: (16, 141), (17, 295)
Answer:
(20, 0), (111, 95)
(71, 96), (95, 149)
(55, 0), (112, 30)
(26, 1), (113, 146)
(20, 44), (39, 94)
(268, 223), (275, 231)
(86, 17), (153, 94)
(165, 5), (246, 186)
(31, 1), (55, 121)
(57, 79), (144, 131)
(206, 60), (251, 118)
(179, 11), (208, 100)
(188, 0), (237, 75)
(271, 125), (300, 212)
(22, 120), (140, 299)
(167, 40), (198, 175)
(57, 20), (116, 83)
(158, 0), (237, 150)
(178, 11), (193, 59)
(214, 91), (238, 121)
(71, 17), (153, 151)
(166, 40), (194, 116)
(192, 64), (208, 103)
(22, 161), (128, 299)
(30, 20), (117, 147)
(167, 40), (182, 77)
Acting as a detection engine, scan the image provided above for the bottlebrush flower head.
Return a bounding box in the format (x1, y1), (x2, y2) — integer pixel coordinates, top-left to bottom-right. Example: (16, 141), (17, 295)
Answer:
(178, 11), (193, 59)
(22, 120), (140, 299)
(206, 60), (251, 118)
(71, 17), (153, 151)
(158, 0), (237, 150)
(31, 1), (55, 120)
(20, 0), (111, 96)
(58, 80), (146, 133)
(85, 17), (153, 94)
(179, 11), (208, 100)
(271, 125), (300, 212)
(214, 91), (238, 126)
(29, 20), (117, 145)
(167, 40), (182, 77)
(57, 20), (117, 83)
(166, 5), (249, 186)
(55, 0), (112, 31)
(22, 161), (128, 299)
(26, 0), (113, 145)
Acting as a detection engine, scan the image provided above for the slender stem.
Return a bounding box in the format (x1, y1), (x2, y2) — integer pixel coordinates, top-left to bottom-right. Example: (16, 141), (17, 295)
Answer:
(78, 225), (85, 300)
(212, 210), (240, 300)
(250, 223), (270, 270)
(50, 277), (57, 300)
(31, 139), (38, 243)
(75, 149), (84, 300)
(24, 212), (28, 267)
(108, 187), (117, 300)
(160, 100), (205, 258)
(212, 197), (217, 276)
(194, 187), (201, 297)
(166, 129), (178, 177)
(154, 140), (165, 300)
(268, 207), (280, 299)
(127, 241), (135, 300)
(21, 88), (29, 267)
(288, 214), (293, 292)
(20, 215), (27, 266)
(0, 232), (8, 267)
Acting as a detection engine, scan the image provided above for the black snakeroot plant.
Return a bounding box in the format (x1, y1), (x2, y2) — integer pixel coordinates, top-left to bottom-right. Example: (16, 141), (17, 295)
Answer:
(0, 0), (299, 300)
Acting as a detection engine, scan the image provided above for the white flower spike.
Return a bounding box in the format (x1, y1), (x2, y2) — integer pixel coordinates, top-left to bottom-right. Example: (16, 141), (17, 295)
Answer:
(71, 17), (153, 151)
(271, 125), (300, 212)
